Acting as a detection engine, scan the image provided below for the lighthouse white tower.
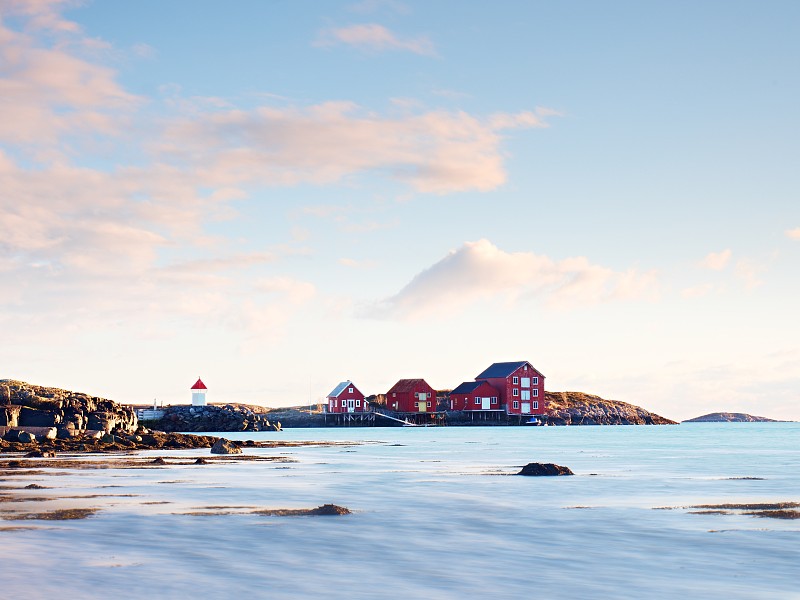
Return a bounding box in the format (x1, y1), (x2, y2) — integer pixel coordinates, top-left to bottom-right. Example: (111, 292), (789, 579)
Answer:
(191, 377), (208, 406)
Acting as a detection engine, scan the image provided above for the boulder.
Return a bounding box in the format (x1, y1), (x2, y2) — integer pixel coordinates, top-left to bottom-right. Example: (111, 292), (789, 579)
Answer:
(210, 438), (242, 455)
(3, 429), (21, 442)
(517, 462), (574, 476)
(19, 407), (60, 427)
(17, 431), (37, 444)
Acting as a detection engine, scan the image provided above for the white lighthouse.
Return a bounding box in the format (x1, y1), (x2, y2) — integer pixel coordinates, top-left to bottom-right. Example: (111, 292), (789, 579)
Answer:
(191, 377), (207, 406)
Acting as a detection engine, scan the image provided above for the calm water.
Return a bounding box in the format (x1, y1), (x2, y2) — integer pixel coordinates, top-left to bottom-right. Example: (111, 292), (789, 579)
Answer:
(1, 423), (798, 599)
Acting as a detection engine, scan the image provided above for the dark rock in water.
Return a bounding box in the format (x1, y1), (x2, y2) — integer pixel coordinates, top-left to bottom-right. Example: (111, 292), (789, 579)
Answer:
(151, 457), (167, 465)
(210, 438), (242, 455)
(17, 431), (36, 444)
(254, 504), (351, 516)
(194, 457), (209, 465)
(25, 484), (47, 489)
(25, 450), (56, 458)
(3, 429), (22, 442)
(518, 462), (574, 476)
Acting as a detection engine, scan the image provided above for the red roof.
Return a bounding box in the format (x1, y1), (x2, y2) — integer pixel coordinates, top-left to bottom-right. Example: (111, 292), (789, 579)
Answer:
(191, 378), (207, 390)
(387, 379), (433, 394)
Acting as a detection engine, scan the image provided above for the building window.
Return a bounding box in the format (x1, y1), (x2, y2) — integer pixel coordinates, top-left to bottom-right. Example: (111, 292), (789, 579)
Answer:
(521, 377), (530, 388)
(349, 387), (353, 393)
(532, 377), (538, 385)
(524, 365), (528, 371)
(393, 392), (396, 397)
(356, 400), (361, 407)
(521, 390), (530, 401)
(414, 392), (419, 398)
(513, 376), (519, 385)
(532, 401), (539, 410)
(475, 398), (480, 405)
(427, 401), (431, 408)
(513, 388), (519, 397)
(491, 397), (498, 404)
(513, 401), (519, 409)
(533, 389), (538, 397)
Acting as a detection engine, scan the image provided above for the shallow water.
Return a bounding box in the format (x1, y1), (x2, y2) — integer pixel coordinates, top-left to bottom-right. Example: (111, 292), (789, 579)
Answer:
(1, 423), (798, 599)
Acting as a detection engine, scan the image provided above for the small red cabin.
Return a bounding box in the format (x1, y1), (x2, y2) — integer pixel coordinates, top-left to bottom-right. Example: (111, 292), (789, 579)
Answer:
(449, 381), (501, 411)
(326, 381), (366, 414)
(475, 361), (545, 416)
(386, 379), (437, 413)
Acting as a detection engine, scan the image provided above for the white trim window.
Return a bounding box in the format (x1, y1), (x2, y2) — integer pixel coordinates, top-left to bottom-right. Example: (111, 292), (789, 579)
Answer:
(356, 399), (361, 407)
(349, 387), (353, 393)
(474, 398), (481, 405)
(512, 376), (519, 385)
(532, 377), (539, 385)
(491, 397), (498, 404)
(513, 400), (519, 409)
(521, 377), (530, 388)
(533, 389), (539, 397)
(513, 388), (519, 397)
(521, 390), (530, 401)
(532, 401), (539, 410)
(426, 401), (431, 408)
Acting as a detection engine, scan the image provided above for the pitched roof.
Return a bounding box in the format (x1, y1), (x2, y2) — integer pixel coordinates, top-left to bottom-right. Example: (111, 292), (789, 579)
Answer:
(476, 361), (529, 379)
(387, 379), (432, 394)
(327, 381), (353, 398)
(451, 381), (483, 395)
(191, 378), (207, 390)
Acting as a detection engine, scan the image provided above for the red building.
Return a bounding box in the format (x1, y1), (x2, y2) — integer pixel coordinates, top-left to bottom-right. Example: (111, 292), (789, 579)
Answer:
(326, 381), (367, 413)
(449, 381), (501, 411)
(475, 361), (545, 416)
(387, 379), (437, 413)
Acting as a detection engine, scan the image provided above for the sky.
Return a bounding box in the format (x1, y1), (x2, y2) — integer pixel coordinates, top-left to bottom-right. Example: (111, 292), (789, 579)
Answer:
(1, 0), (799, 421)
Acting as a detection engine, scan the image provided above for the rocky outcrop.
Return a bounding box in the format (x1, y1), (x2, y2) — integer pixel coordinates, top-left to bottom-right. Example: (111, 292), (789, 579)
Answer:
(683, 412), (780, 423)
(518, 463), (574, 476)
(210, 438), (242, 454)
(544, 391), (676, 425)
(0, 380), (137, 433)
(147, 404), (282, 432)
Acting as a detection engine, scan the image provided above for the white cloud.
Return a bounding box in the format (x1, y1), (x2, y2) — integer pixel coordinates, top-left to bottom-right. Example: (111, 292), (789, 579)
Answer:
(734, 258), (763, 289)
(786, 227), (800, 240)
(365, 239), (658, 320)
(699, 249), (732, 271)
(315, 23), (434, 56)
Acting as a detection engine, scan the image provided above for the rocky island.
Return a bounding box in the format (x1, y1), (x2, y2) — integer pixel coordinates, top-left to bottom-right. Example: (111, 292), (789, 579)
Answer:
(683, 412), (780, 423)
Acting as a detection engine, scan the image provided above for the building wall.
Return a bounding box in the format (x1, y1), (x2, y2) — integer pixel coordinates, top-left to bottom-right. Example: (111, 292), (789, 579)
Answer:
(387, 381), (437, 413)
(328, 385), (366, 413)
(477, 363), (545, 415)
(450, 382), (501, 411)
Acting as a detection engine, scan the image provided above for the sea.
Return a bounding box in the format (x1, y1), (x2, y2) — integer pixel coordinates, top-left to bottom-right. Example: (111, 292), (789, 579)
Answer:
(1, 423), (798, 599)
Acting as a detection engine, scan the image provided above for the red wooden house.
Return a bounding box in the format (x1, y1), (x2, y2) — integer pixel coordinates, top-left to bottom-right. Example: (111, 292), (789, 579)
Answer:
(475, 361), (545, 416)
(386, 379), (437, 413)
(326, 381), (367, 414)
(449, 381), (501, 411)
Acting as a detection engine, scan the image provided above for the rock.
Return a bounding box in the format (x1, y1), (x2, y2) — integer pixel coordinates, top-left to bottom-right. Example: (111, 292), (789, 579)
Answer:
(25, 450), (56, 458)
(18, 407), (60, 427)
(3, 429), (21, 442)
(151, 457), (167, 465)
(683, 412), (780, 423)
(518, 462), (574, 476)
(43, 427), (57, 440)
(56, 427), (75, 439)
(210, 438), (242, 455)
(194, 457), (209, 465)
(17, 431), (36, 444)
(544, 391), (676, 426)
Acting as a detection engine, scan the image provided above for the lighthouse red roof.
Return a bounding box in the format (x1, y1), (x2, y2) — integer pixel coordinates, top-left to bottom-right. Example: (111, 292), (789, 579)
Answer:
(191, 378), (207, 390)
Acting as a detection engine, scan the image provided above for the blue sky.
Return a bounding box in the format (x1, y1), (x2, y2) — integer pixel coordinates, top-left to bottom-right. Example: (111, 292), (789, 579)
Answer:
(1, 0), (799, 420)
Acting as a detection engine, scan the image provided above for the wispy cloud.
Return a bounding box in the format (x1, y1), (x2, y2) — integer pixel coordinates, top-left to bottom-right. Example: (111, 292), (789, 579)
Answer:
(699, 249), (732, 271)
(786, 227), (800, 240)
(160, 102), (555, 194)
(364, 239), (658, 320)
(315, 23), (435, 56)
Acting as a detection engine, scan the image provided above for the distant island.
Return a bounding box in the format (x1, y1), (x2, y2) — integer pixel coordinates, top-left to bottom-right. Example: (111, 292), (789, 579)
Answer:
(683, 412), (780, 423)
